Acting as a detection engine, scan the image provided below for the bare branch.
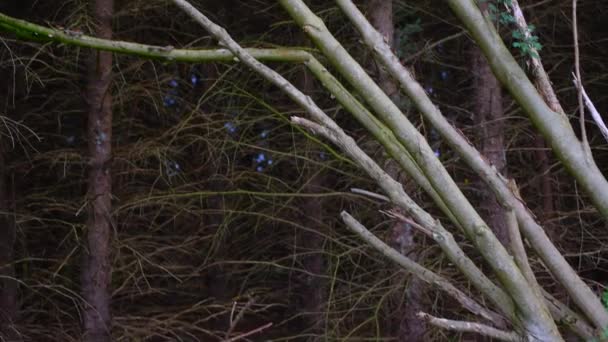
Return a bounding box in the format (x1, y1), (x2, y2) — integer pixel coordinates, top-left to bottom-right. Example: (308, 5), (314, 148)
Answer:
(291, 0), (561, 336)
(543, 291), (595, 340)
(329, 0), (606, 331)
(162, 2), (516, 329)
(447, 1), (608, 259)
(341, 212), (505, 325)
(572, 0), (590, 154)
(416, 312), (521, 342)
(572, 74), (608, 143)
(0, 12), (311, 64)
(0, 10), (457, 230)
(289, 116), (517, 326)
(510, 0), (565, 115)
(224, 322), (272, 342)
(349, 188), (390, 202)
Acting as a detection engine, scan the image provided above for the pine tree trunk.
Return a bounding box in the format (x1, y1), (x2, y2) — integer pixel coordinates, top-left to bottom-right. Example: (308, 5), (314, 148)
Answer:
(300, 173), (326, 338)
(0, 4), (21, 335)
(0, 140), (17, 339)
(368, 0), (398, 99)
(471, 41), (509, 246)
(368, 1), (426, 340)
(82, 0), (114, 340)
(535, 136), (555, 235)
(297, 58), (327, 339)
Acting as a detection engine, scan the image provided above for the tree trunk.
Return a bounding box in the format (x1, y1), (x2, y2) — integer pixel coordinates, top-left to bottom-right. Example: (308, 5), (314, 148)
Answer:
(0, 140), (17, 340)
(471, 42), (509, 246)
(300, 172), (326, 338)
(0, 4), (21, 335)
(296, 58), (327, 339)
(447, 0), (608, 228)
(368, 2), (426, 340)
(388, 224), (427, 342)
(275, 0), (560, 335)
(367, 0), (398, 100)
(82, 0), (114, 340)
(534, 136), (555, 236)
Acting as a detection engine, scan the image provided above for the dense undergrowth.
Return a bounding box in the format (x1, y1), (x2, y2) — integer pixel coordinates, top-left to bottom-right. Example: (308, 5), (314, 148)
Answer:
(1, 0), (608, 340)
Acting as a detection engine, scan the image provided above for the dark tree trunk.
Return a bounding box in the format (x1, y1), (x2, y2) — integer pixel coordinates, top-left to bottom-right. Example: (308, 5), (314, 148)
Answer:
(296, 57), (327, 339)
(368, 0), (398, 99)
(300, 173), (326, 338)
(388, 224), (427, 342)
(0, 140), (17, 339)
(0, 4), (22, 335)
(367, 2), (427, 340)
(535, 137), (554, 230)
(82, 0), (114, 340)
(471, 42), (509, 246)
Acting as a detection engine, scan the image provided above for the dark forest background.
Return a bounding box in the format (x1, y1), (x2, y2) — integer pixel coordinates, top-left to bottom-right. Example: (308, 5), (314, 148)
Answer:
(0, 0), (607, 340)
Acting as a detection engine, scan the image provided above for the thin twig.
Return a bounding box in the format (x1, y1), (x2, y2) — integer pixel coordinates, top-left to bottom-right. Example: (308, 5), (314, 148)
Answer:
(572, 0), (589, 154)
(401, 31), (466, 63)
(350, 187), (390, 202)
(223, 322), (273, 342)
(341, 211), (506, 326)
(416, 312), (521, 342)
(380, 209), (433, 237)
(572, 74), (608, 143)
(224, 298), (255, 340)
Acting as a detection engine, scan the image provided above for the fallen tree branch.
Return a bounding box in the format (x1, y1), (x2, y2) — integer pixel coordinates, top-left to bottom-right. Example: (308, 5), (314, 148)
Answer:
(350, 188), (389, 202)
(341, 211), (505, 326)
(284, 0), (559, 338)
(291, 116), (514, 327)
(333, 0), (607, 330)
(164, 0), (517, 329)
(446, 0), (608, 268)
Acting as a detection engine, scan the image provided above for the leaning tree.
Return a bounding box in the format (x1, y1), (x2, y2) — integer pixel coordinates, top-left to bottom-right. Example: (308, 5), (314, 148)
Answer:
(1, 0), (607, 340)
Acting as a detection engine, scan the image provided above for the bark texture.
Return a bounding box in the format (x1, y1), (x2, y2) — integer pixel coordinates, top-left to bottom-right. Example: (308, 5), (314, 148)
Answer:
(300, 173), (326, 338)
(0, 140), (17, 339)
(471, 43), (509, 246)
(389, 224), (427, 342)
(284, 0), (561, 337)
(0, 5), (21, 335)
(368, 2), (426, 340)
(368, 0), (398, 99)
(534, 136), (554, 233)
(329, 0), (604, 330)
(82, 0), (114, 340)
(297, 60), (327, 338)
